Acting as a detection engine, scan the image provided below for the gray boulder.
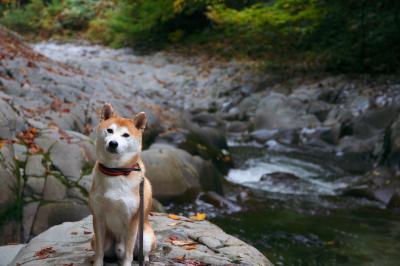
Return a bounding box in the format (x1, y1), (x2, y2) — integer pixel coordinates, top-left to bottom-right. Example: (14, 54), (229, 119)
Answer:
(254, 92), (320, 130)
(9, 215), (271, 266)
(142, 144), (222, 202)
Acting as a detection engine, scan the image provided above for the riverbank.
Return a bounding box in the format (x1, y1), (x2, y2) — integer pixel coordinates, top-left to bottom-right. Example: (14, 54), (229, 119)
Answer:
(1, 27), (400, 265)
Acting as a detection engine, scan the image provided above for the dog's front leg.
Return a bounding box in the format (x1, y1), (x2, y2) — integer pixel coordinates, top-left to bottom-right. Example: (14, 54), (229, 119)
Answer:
(121, 219), (139, 266)
(93, 217), (106, 266)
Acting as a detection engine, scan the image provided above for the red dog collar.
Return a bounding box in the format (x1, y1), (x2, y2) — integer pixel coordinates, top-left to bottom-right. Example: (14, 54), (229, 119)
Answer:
(98, 163), (141, 176)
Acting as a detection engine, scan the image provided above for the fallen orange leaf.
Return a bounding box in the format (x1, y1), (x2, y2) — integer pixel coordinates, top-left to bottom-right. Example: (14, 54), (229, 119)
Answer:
(170, 239), (196, 246)
(168, 214), (181, 220)
(190, 213), (207, 221)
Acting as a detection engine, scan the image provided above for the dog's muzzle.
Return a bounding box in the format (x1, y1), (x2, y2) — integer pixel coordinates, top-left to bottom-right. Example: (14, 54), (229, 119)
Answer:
(107, 141), (119, 153)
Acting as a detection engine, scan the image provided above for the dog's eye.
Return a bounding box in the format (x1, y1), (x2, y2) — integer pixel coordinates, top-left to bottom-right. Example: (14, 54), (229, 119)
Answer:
(122, 133), (130, 138)
(107, 128), (113, 134)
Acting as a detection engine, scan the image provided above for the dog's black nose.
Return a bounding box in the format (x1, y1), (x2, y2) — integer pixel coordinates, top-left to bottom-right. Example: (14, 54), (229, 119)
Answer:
(108, 141), (118, 150)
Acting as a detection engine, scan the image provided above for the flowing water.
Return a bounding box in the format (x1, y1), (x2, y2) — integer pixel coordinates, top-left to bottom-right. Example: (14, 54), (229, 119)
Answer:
(211, 145), (400, 266)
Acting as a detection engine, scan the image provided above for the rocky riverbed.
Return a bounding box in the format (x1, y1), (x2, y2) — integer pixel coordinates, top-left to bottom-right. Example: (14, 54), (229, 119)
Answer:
(1, 26), (400, 265)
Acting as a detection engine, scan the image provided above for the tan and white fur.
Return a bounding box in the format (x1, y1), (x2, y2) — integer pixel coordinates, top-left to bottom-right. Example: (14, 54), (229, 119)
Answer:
(89, 104), (156, 266)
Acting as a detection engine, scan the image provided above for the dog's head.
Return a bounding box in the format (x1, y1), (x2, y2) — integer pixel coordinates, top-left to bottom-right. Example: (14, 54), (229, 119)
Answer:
(96, 103), (147, 166)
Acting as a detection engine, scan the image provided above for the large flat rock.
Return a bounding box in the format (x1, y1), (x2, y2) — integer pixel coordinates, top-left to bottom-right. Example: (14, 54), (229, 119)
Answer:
(9, 214), (272, 266)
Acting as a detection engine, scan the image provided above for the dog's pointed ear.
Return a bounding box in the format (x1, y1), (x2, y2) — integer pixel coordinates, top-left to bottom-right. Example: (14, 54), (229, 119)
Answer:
(134, 112), (147, 131)
(101, 103), (115, 120)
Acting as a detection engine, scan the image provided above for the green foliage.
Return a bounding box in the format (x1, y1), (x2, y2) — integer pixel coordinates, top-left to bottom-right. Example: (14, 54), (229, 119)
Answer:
(0, 0), (45, 33)
(1, 0), (399, 73)
(0, 0), (99, 35)
(110, 0), (213, 48)
(310, 0), (400, 72)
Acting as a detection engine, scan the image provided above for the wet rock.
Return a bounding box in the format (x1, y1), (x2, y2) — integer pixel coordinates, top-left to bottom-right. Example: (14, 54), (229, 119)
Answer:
(301, 127), (340, 146)
(338, 135), (383, 156)
(142, 144), (222, 202)
(254, 92), (320, 130)
(32, 201), (90, 236)
(192, 112), (221, 127)
(155, 126), (232, 173)
(25, 154), (46, 177)
(227, 121), (249, 133)
(11, 215), (271, 266)
(199, 191), (241, 212)
(276, 128), (300, 145)
(260, 172), (301, 182)
(250, 129), (279, 143)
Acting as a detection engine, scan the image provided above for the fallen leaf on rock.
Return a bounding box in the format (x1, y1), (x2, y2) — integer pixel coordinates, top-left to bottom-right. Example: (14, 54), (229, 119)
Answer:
(30, 144), (42, 154)
(170, 239), (196, 246)
(190, 212), (207, 221)
(70, 231), (78, 235)
(184, 243), (198, 250)
(168, 214), (181, 220)
(84, 230), (92, 235)
(34, 246), (55, 259)
(174, 255), (186, 263)
(167, 235), (179, 242)
(63, 264), (73, 266)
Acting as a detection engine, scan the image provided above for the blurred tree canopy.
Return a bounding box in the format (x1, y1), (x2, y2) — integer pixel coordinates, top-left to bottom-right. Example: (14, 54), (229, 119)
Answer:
(1, 0), (399, 73)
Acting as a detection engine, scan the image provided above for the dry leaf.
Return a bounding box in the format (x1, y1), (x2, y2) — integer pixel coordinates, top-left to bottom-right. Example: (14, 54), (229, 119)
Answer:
(190, 212), (207, 221)
(168, 214), (181, 220)
(70, 231), (78, 235)
(184, 243), (198, 250)
(34, 246), (55, 259)
(170, 239), (196, 246)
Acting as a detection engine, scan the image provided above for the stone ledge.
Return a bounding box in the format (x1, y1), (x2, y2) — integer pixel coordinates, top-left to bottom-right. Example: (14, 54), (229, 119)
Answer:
(8, 214), (272, 266)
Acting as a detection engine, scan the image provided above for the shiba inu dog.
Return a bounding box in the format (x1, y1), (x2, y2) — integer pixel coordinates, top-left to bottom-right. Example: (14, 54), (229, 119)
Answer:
(89, 103), (156, 266)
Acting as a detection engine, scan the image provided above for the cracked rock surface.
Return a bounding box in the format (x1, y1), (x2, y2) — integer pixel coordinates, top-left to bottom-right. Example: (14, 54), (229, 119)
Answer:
(10, 215), (271, 266)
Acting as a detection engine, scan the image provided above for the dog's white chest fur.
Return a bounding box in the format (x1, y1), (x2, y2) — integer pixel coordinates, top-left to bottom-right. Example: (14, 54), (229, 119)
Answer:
(91, 174), (140, 235)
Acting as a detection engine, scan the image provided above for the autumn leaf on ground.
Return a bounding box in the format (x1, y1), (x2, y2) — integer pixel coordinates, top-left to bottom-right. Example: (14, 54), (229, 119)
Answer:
(170, 239), (196, 246)
(34, 246), (55, 259)
(190, 213), (207, 221)
(183, 243), (198, 250)
(168, 214), (181, 220)
(70, 231), (78, 235)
